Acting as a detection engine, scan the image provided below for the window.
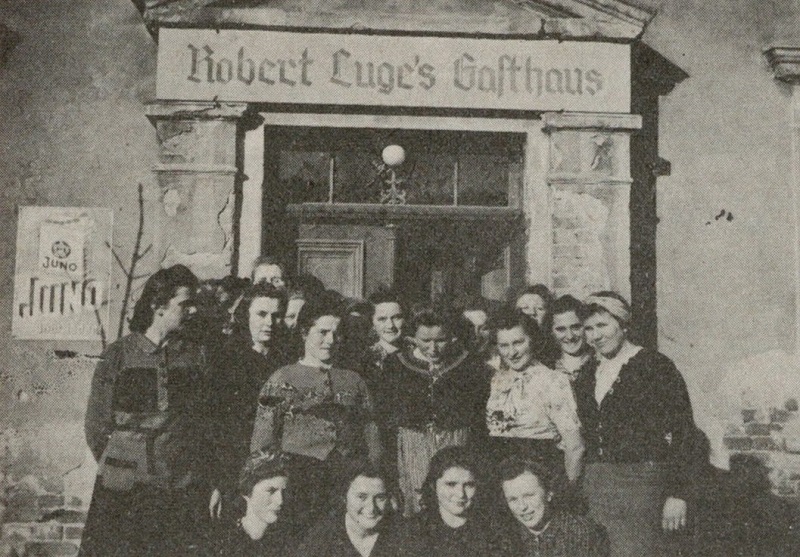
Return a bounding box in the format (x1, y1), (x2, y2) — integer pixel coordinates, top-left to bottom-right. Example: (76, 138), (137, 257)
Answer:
(272, 126), (524, 207)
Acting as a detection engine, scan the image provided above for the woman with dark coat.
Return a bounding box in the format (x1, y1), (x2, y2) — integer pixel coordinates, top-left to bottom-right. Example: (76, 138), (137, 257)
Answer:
(405, 446), (499, 557)
(80, 265), (207, 557)
(207, 283), (290, 519)
(574, 291), (696, 557)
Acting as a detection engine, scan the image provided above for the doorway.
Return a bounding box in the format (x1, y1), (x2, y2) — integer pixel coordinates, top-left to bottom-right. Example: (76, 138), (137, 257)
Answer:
(261, 118), (528, 303)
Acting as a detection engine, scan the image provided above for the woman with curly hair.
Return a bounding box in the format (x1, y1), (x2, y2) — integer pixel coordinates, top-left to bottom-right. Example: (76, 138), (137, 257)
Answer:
(405, 446), (498, 557)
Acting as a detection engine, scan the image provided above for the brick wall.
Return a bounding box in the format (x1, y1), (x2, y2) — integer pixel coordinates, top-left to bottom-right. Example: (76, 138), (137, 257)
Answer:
(0, 490), (86, 557)
(706, 350), (800, 498)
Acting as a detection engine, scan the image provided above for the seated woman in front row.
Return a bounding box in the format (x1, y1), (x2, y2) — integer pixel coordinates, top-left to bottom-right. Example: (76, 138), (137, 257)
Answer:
(405, 446), (499, 557)
(208, 451), (295, 557)
(497, 456), (609, 557)
(292, 462), (409, 557)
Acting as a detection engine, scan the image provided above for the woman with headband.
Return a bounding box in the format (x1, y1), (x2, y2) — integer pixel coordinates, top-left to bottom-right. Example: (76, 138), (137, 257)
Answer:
(207, 451), (295, 557)
(573, 291), (696, 557)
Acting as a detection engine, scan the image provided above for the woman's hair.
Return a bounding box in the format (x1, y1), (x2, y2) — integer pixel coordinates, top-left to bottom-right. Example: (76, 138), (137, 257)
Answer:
(487, 308), (551, 365)
(238, 451), (291, 497)
(330, 460), (393, 522)
(296, 290), (345, 335)
(419, 446), (483, 513)
(232, 282), (288, 340)
(292, 273), (326, 298)
(577, 290), (631, 328)
(514, 283), (553, 309)
(129, 265), (198, 333)
(250, 255), (285, 282)
(549, 294), (584, 320)
(334, 461), (389, 502)
(367, 288), (404, 318)
(497, 456), (554, 494)
(407, 305), (454, 337)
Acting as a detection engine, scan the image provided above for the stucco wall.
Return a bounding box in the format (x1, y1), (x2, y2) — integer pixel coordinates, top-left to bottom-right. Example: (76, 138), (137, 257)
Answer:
(0, 0), (160, 550)
(642, 0), (799, 427)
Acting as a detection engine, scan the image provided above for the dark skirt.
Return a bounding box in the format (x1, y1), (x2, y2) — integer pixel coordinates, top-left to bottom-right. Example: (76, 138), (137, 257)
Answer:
(583, 462), (682, 557)
(78, 479), (206, 557)
(485, 437), (565, 475)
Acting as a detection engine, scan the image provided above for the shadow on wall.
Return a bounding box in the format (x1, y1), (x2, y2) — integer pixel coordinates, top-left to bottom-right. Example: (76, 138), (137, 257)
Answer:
(692, 452), (800, 557)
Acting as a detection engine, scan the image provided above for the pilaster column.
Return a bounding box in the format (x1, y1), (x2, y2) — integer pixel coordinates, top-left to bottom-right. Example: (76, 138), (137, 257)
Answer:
(540, 112), (642, 301)
(145, 101), (250, 279)
(765, 47), (800, 352)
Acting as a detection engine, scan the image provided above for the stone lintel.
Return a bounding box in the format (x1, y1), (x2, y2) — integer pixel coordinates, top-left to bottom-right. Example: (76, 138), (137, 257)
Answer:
(542, 112), (642, 132)
(765, 46), (800, 84)
(145, 101), (249, 124)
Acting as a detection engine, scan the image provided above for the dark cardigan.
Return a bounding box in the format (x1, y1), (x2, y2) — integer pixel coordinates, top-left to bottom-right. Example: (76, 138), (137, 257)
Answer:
(383, 348), (490, 433)
(573, 348), (696, 499)
(405, 510), (500, 557)
(206, 517), (294, 557)
(291, 512), (412, 557)
(206, 337), (288, 495)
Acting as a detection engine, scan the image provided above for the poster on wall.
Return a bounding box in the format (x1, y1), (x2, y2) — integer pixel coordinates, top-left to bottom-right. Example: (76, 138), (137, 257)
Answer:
(12, 207), (113, 341)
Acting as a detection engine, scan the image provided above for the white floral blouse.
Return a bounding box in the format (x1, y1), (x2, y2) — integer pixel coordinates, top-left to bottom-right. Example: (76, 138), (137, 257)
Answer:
(485, 363), (581, 446)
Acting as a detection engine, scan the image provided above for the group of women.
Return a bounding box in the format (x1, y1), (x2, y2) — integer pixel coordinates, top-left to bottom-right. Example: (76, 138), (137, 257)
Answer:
(81, 259), (698, 557)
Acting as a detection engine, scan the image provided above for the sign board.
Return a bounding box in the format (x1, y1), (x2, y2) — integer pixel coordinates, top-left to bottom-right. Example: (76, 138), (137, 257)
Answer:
(157, 29), (630, 113)
(13, 207), (113, 340)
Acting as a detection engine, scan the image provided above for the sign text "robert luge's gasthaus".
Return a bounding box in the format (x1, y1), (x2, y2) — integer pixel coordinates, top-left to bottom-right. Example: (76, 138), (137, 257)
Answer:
(158, 29), (630, 113)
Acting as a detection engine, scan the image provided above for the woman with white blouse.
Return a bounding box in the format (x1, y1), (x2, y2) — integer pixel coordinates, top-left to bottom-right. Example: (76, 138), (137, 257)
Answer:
(485, 311), (584, 484)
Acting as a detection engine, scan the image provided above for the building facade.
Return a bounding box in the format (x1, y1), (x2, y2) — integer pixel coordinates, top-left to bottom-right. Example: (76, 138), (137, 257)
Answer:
(1, 0), (800, 554)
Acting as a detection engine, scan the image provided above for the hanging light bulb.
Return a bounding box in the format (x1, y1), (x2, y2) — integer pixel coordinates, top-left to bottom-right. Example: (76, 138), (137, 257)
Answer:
(381, 144), (406, 167)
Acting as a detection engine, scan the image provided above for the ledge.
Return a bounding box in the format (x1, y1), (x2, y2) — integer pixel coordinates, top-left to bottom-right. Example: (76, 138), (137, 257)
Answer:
(287, 203), (523, 225)
(152, 163), (238, 174)
(542, 112), (642, 131)
(145, 101), (250, 122)
(138, 0), (651, 41)
(765, 46), (800, 84)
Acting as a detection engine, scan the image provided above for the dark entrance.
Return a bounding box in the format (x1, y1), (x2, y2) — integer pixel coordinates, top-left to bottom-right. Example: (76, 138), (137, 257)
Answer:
(263, 125), (525, 303)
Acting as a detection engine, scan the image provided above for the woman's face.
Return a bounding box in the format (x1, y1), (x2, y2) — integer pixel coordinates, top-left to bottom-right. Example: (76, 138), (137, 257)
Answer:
(253, 264), (285, 288)
(583, 310), (626, 358)
(496, 325), (534, 371)
(346, 475), (389, 532)
(154, 286), (196, 335)
(502, 471), (551, 531)
(551, 310), (586, 357)
(436, 466), (477, 521)
(372, 302), (404, 346)
(516, 294), (546, 326)
(244, 476), (288, 525)
(463, 310), (490, 342)
(284, 298), (305, 330)
(413, 325), (449, 364)
(248, 296), (283, 349)
(303, 315), (340, 364)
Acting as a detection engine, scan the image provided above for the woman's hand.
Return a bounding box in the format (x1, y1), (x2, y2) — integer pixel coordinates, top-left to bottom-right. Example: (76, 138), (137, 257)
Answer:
(209, 488), (223, 519)
(661, 497), (687, 531)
